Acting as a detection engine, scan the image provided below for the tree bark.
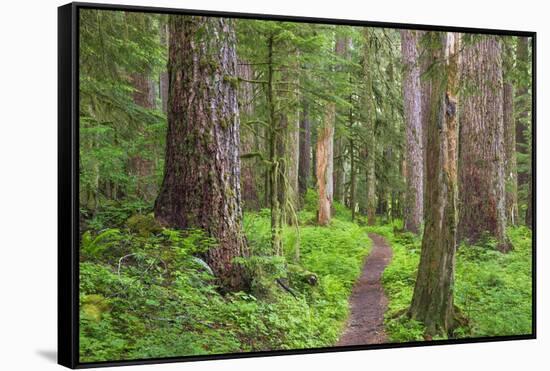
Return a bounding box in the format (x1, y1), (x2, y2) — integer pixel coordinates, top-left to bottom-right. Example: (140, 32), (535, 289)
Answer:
(458, 35), (509, 251)
(503, 79), (518, 225)
(316, 103), (335, 225)
(154, 16), (247, 291)
(265, 34), (284, 253)
(363, 29), (377, 225)
(333, 36), (349, 205)
(159, 22), (169, 114)
(128, 71), (157, 201)
(515, 37), (530, 188)
(298, 99), (311, 205)
(350, 137), (357, 221)
(400, 30), (424, 234)
(238, 61), (260, 210)
(419, 31), (432, 214)
(409, 32), (460, 336)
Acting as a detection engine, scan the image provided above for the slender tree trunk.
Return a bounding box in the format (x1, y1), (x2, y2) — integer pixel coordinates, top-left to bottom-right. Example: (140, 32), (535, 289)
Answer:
(125, 12), (158, 202)
(265, 34), (284, 253)
(298, 99), (311, 205)
(288, 115), (300, 216)
(317, 103), (335, 225)
(400, 30), (424, 234)
(516, 37), (529, 188)
(334, 135), (345, 205)
(458, 35), (509, 251)
(409, 32), (460, 336)
(238, 62), (260, 210)
(154, 16), (247, 291)
(284, 64), (300, 224)
(503, 79), (518, 225)
(276, 113), (289, 227)
(128, 71), (157, 201)
(348, 89), (357, 221)
(350, 137), (357, 221)
(419, 31), (432, 214)
(159, 22), (169, 114)
(526, 173), (533, 227)
(363, 29), (377, 225)
(333, 36), (349, 205)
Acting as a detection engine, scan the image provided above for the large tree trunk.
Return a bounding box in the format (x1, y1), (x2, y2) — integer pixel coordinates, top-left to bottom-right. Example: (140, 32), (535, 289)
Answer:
(154, 16), (247, 291)
(363, 29), (377, 225)
(409, 32), (460, 336)
(298, 99), (311, 205)
(316, 103), (335, 225)
(400, 30), (424, 234)
(458, 35), (509, 251)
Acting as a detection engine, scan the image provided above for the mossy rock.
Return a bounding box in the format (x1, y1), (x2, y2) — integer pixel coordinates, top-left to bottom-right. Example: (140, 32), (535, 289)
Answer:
(126, 213), (162, 237)
(288, 264), (318, 287)
(81, 294), (110, 321)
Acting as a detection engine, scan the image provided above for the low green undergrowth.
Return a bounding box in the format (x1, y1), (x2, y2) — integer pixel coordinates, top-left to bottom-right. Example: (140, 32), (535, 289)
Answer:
(379, 225), (532, 342)
(79, 194), (371, 362)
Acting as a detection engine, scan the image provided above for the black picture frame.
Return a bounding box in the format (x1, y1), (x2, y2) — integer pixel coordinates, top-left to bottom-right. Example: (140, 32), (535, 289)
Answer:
(58, 2), (537, 368)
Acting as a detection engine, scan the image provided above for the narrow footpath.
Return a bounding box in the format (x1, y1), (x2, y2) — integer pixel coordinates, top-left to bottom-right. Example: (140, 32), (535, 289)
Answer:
(337, 233), (393, 346)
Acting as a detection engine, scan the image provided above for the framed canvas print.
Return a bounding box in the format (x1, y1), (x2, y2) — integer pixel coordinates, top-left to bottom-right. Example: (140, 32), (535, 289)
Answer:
(58, 2), (536, 368)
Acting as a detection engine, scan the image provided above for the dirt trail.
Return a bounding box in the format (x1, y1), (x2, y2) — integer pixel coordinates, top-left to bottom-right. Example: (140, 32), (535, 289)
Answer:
(337, 233), (393, 346)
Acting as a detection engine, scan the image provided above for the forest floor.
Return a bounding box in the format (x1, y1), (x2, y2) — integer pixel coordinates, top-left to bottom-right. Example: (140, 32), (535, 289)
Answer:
(337, 233), (393, 346)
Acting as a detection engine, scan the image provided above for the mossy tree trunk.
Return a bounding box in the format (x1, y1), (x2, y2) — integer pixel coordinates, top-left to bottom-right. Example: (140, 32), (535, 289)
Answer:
(458, 35), (509, 251)
(409, 32), (460, 336)
(238, 61), (261, 210)
(515, 37), (530, 189)
(154, 15), (247, 291)
(363, 29), (377, 225)
(400, 30), (424, 234)
(298, 99), (311, 205)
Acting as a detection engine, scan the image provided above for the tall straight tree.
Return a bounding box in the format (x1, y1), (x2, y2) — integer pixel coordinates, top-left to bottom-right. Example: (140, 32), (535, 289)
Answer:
(515, 37), (530, 188)
(363, 29), (377, 225)
(418, 31), (432, 212)
(126, 12), (158, 202)
(458, 35), (509, 251)
(316, 34), (343, 226)
(503, 45), (519, 225)
(400, 30), (424, 234)
(409, 32), (460, 336)
(333, 36), (349, 205)
(316, 102), (335, 225)
(298, 99), (311, 205)
(154, 16), (247, 291)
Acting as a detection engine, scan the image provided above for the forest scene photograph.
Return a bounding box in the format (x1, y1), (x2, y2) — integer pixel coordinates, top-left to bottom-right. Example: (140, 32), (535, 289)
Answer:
(78, 8), (533, 363)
